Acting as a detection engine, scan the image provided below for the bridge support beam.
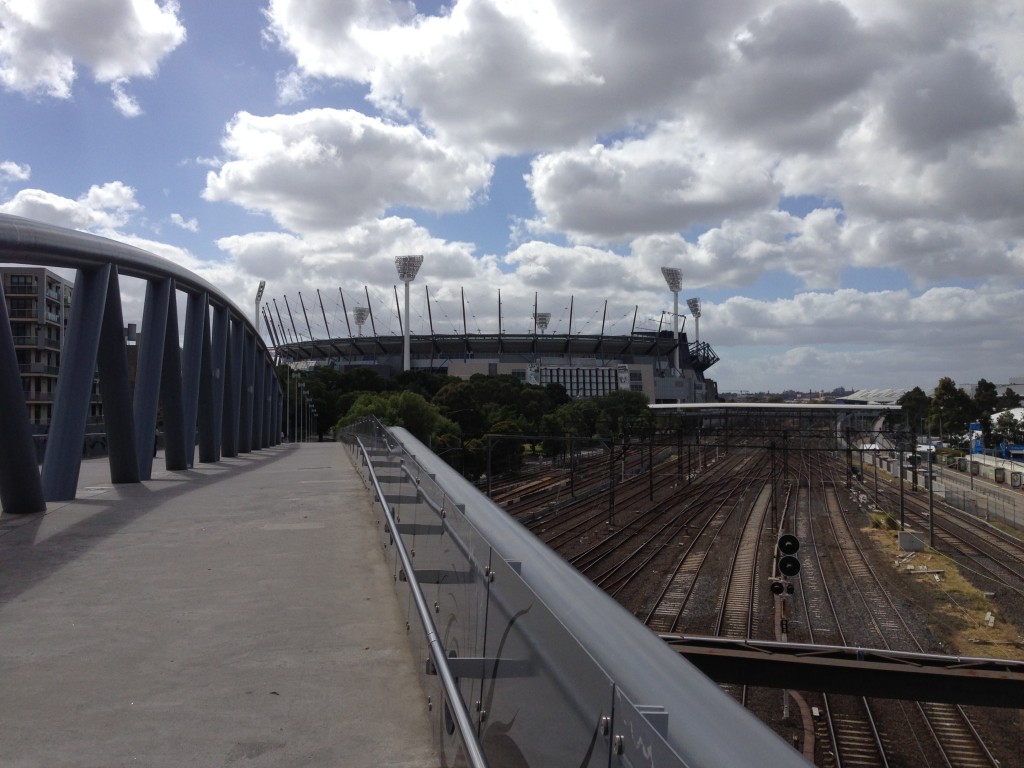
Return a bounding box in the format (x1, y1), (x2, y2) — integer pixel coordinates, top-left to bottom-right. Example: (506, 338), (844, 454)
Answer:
(159, 289), (187, 471)
(0, 283), (46, 513)
(197, 300), (217, 462)
(223, 317), (244, 457)
(252, 351), (265, 450)
(182, 292), (208, 468)
(96, 266), (139, 484)
(207, 304), (228, 461)
(134, 278), (171, 480)
(42, 265), (110, 501)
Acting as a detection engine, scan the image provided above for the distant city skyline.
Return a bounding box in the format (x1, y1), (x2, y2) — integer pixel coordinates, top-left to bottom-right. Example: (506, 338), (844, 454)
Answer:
(2, 1), (1022, 393)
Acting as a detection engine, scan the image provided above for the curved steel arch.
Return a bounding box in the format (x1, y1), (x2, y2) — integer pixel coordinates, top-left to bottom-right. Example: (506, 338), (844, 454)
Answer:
(0, 213), (282, 513)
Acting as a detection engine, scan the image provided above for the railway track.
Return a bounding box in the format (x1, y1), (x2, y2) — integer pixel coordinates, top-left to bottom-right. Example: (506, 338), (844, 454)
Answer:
(818, 455), (999, 767)
(487, 435), (1018, 766)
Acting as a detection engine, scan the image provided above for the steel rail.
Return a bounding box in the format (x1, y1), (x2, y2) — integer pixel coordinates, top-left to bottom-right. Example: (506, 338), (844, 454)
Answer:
(354, 437), (490, 768)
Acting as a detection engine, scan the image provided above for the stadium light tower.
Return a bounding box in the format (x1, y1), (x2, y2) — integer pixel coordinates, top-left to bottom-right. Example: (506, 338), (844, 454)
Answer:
(255, 281), (265, 331)
(395, 255), (424, 371)
(353, 306), (369, 337)
(534, 312), (551, 334)
(661, 267), (682, 373)
(687, 297), (701, 344)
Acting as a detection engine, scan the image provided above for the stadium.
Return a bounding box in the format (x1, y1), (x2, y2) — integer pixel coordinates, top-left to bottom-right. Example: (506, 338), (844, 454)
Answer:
(265, 261), (719, 404)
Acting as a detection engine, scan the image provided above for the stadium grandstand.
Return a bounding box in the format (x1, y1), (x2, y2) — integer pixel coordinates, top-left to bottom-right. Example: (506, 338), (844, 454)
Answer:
(264, 265), (718, 404)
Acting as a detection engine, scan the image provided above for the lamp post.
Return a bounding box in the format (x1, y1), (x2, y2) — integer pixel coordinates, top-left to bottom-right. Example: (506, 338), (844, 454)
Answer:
(395, 255), (424, 372)
(687, 297), (701, 345)
(354, 306), (368, 337)
(661, 267), (682, 374)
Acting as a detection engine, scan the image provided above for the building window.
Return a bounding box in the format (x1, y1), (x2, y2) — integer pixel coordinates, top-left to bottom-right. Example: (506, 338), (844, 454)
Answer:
(511, 369), (526, 382)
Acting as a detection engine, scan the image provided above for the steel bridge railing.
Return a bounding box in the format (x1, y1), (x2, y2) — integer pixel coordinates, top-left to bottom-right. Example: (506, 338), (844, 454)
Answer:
(342, 417), (812, 768)
(0, 213), (282, 514)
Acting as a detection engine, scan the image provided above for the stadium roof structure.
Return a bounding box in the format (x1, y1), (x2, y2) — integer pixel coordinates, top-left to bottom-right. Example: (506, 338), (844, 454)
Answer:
(272, 330), (720, 373)
(835, 388), (907, 406)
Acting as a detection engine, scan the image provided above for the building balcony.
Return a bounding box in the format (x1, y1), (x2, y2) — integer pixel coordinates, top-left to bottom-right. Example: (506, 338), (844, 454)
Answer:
(23, 391), (56, 402)
(18, 363), (60, 376)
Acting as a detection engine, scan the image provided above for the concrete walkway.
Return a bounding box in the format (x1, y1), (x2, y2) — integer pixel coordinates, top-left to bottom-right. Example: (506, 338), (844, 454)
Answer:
(0, 442), (438, 768)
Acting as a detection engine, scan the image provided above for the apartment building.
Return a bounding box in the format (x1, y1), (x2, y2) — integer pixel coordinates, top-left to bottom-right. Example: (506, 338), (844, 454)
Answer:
(1, 266), (102, 430)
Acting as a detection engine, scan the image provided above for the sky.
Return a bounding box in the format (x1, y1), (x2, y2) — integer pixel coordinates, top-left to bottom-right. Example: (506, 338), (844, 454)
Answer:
(1, 0), (1022, 394)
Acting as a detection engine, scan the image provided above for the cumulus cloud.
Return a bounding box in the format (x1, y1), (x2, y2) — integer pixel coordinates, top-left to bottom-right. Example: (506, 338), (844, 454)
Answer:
(110, 78), (142, 117)
(0, 181), (141, 230)
(169, 213), (198, 231)
(6, 1), (1023, 392)
(709, 283), (1024, 390)
(527, 122), (779, 244)
(0, 0), (185, 101)
(202, 109), (492, 233)
(0, 160), (31, 181)
(881, 47), (1017, 157)
(264, 0), (755, 153)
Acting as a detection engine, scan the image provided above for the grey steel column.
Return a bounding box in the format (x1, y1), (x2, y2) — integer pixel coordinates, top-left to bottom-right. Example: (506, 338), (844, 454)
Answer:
(42, 265), (109, 501)
(238, 328), (253, 453)
(272, 379), (281, 445)
(0, 282), (46, 513)
(134, 277), (171, 480)
(159, 286), (187, 471)
(223, 316), (244, 457)
(252, 353), (265, 450)
(95, 266), (139, 484)
(208, 304), (228, 460)
(260, 361), (269, 448)
(196, 300), (216, 463)
(263, 363), (274, 447)
(181, 292), (208, 468)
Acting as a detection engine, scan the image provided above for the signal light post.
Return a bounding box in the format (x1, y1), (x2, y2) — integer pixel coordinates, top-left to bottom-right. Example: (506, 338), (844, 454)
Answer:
(773, 533), (800, 719)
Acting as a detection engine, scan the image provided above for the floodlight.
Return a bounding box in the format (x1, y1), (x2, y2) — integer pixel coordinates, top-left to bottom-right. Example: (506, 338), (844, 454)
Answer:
(394, 255), (424, 371)
(534, 312), (551, 333)
(395, 254), (424, 282)
(661, 267), (683, 377)
(687, 297), (702, 344)
(661, 266), (682, 293)
(353, 306), (369, 336)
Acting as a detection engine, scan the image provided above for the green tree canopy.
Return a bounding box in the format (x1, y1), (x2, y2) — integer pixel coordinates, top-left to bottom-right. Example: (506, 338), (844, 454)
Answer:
(896, 386), (930, 432)
(973, 378), (1000, 422)
(338, 390), (455, 444)
(930, 377), (974, 443)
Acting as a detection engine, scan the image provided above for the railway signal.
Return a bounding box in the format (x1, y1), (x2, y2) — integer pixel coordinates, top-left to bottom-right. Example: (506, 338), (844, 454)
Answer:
(777, 534), (800, 577)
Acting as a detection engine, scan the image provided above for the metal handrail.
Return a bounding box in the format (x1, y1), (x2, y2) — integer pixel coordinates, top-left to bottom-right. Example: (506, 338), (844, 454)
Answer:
(354, 437), (490, 768)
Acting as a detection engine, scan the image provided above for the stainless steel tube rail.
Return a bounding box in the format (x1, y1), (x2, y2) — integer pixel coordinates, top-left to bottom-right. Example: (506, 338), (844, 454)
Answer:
(354, 437), (490, 768)
(359, 422), (813, 767)
(0, 213), (282, 514)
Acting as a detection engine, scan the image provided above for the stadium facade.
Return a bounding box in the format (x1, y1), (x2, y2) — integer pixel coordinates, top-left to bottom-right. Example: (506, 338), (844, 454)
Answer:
(267, 289), (719, 404)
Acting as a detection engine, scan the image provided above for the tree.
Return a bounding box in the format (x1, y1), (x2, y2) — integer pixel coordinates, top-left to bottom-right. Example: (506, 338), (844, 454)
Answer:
(973, 378), (1000, 423)
(930, 377), (974, 445)
(992, 411), (1024, 449)
(338, 390), (454, 444)
(998, 388), (1022, 411)
(896, 387), (930, 433)
(595, 390), (651, 439)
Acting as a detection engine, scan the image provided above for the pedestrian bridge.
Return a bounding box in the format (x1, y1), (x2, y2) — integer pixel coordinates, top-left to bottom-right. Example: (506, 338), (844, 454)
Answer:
(0, 215), (810, 766)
